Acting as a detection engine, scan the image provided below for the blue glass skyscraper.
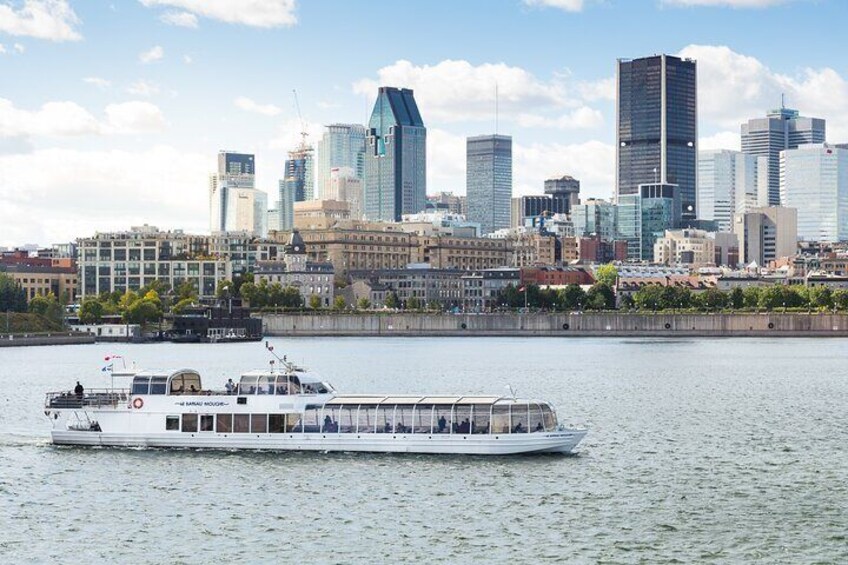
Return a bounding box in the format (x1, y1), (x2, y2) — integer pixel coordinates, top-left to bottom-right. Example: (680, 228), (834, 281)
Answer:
(364, 87), (426, 221)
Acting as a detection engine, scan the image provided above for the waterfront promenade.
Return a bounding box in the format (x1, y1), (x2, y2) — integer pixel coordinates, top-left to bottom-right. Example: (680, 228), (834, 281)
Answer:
(262, 312), (848, 337)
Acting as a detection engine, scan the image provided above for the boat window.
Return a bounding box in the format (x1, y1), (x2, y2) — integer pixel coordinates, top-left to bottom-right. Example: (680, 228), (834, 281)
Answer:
(357, 405), (375, 433)
(510, 403), (529, 433)
(251, 414), (267, 433)
(132, 376), (150, 395)
(170, 375), (185, 395)
(234, 414), (250, 433)
(453, 405), (471, 434)
(181, 413), (198, 433)
(200, 415), (214, 431)
(491, 405), (510, 434)
(217, 414), (233, 433)
(303, 407), (321, 432)
(375, 405), (393, 433)
(179, 372), (201, 394)
(150, 377), (167, 395)
(395, 405), (413, 434)
(165, 415), (179, 431)
(434, 406), (452, 434)
(275, 376), (290, 395)
(240, 375), (258, 395)
(269, 414), (285, 433)
(529, 403), (545, 433)
(542, 404), (557, 431)
(317, 382), (333, 394)
(471, 405), (490, 434)
(321, 407), (340, 433)
(287, 413), (302, 433)
(288, 375), (301, 395)
(257, 376), (274, 395)
(413, 405), (433, 434)
(338, 405), (356, 433)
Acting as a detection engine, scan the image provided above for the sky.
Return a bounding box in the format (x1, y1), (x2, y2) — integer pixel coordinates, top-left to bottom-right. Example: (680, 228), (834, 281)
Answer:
(1, 0), (848, 247)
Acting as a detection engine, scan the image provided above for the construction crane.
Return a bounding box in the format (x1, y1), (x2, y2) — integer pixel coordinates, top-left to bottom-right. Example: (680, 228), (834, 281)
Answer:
(292, 89), (309, 150)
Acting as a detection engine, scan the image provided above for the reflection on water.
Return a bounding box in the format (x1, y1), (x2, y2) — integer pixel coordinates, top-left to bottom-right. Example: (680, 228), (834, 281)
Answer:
(1, 337), (847, 563)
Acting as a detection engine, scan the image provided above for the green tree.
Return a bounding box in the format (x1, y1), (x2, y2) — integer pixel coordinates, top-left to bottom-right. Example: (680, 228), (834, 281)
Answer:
(118, 290), (139, 312)
(633, 284), (664, 311)
(29, 293), (64, 327)
(384, 292), (399, 309)
(497, 284), (522, 308)
(216, 279), (234, 298)
(594, 264), (619, 287)
(695, 287), (728, 311)
(357, 297), (371, 310)
(280, 286), (303, 308)
(833, 289), (848, 311)
(309, 294), (322, 309)
(407, 296), (421, 310)
(124, 299), (162, 325)
(743, 286), (761, 309)
(239, 281), (259, 306)
(585, 283), (615, 310)
(729, 287), (745, 310)
(557, 284), (586, 311)
(808, 286), (833, 310)
(176, 280), (198, 301)
(660, 286), (692, 310)
(171, 297), (196, 314)
(333, 296), (347, 311)
(79, 298), (104, 324)
(0, 273), (27, 312)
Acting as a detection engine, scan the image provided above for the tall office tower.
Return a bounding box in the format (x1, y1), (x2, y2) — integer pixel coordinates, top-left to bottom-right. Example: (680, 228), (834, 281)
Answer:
(285, 146), (315, 202)
(781, 143), (848, 242)
(741, 106), (826, 206)
(698, 150), (768, 232)
(544, 175), (580, 214)
(317, 124), (366, 199)
(328, 167), (364, 220)
(617, 54), (697, 221)
(364, 87), (426, 221)
(571, 199), (618, 241)
(618, 183), (681, 261)
(466, 134), (513, 235)
(209, 151), (267, 235)
(277, 178), (298, 232)
(734, 207), (798, 265)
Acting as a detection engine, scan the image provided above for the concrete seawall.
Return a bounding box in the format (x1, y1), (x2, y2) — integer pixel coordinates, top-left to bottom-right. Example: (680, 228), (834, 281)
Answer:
(261, 313), (848, 338)
(0, 333), (96, 347)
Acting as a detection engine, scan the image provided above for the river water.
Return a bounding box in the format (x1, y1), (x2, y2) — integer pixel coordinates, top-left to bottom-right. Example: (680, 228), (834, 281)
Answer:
(1, 337), (846, 563)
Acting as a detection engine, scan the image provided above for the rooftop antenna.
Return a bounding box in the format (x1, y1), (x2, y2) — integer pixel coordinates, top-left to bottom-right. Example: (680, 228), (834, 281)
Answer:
(781, 92), (785, 109)
(495, 81), (499, 135)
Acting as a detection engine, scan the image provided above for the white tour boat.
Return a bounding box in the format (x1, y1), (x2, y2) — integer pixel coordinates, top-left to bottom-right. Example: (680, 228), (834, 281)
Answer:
(44, 349), (587, 455)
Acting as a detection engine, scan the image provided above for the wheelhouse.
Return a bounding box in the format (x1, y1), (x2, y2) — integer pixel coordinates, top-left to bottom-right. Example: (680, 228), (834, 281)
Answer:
(235, 371), (335, 396)
(130, 370), (202, 396)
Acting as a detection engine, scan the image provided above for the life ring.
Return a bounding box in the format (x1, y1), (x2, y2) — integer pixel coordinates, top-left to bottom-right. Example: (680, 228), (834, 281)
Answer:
(664, 323), (671, 329)
(562, 323), (569, 330)
(132, 397), (144, 409)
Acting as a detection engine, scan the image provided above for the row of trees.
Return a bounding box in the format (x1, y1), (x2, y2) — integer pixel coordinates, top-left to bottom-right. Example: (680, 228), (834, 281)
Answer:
(77, 279), (198, 325)
(0, 274), (27, 312)
(626, 284), (848, 312)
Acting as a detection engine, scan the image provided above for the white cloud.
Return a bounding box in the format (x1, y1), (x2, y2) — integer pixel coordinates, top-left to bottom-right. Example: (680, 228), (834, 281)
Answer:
(578, 76), (615, 101)
(0, 43), (5, 54)
(127, 80), (160, 97)
(139, 45), (164, 64)
(268, 117), (323, 152)
(0, 98), (167, 138)
(104, 101), (167, 133)
(182, 54), (192, 64)
(13, 42), (24, 53)
(680, 44), (848, 141)
(663, 0), (787, 7)
(83, 76), (111, 89)
(522, 0), (585, 12)
(160, 10), (197, 28)
(139, 0), (297, 28)
(699, 131), (741, 151)
(353, 58), (609, 131)
(0, 0), (81, 42)
(516, 106), (604, 130)
(0, 146), (213, 246)
(234, 96), (282, 117)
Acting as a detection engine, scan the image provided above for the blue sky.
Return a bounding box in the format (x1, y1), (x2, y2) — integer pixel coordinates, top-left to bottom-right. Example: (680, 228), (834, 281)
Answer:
(1, 0), (847, 246)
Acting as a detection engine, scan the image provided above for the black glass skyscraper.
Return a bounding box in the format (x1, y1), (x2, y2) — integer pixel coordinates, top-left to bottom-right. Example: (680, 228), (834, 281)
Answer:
(364, 87), (426, 221)
(617, 55), (697, 220)
(218, 151), (255, 175)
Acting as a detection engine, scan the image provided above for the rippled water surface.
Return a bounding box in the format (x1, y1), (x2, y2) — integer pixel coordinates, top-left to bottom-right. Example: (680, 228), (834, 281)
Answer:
(1, 338), (847, 563)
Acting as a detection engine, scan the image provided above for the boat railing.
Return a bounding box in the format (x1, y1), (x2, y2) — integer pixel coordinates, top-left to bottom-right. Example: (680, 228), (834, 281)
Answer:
(45, 389), (130, 409)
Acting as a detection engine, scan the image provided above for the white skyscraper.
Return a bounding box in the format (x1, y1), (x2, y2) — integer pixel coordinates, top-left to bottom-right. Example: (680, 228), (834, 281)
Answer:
(781, 143), (848, 242)
(316, 124), (366, 199)
(698, 149), (767, 232)
(328, 167), (364, 220)
(209, 151), (268, 236)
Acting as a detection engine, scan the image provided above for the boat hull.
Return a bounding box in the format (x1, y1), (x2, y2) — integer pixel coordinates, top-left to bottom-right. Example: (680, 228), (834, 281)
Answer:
(51, 429), (586, 455)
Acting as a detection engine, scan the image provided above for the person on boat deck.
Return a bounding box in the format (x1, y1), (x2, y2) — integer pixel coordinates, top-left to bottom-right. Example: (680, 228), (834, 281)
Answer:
(225, 379), (234, 394)
(513, 421), (524, 433)
(74, 381), (84, 399)
(437, 415), (447, 432)
(324, 415), (333, 430)
(190, 385), (197, 394)
(535, 422), (543, 431)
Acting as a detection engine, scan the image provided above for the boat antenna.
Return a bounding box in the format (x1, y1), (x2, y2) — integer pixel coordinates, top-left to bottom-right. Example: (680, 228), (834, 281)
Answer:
(505, 384), (517, 399)
(265, 341), (294, 372)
